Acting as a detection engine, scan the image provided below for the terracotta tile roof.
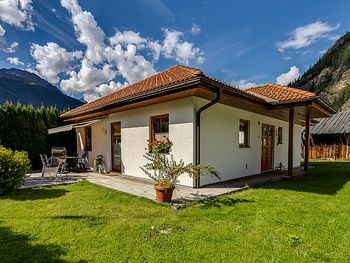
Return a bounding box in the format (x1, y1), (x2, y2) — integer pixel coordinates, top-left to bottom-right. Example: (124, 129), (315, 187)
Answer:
(246, 83), (316, 102)
(61, 66), (318, 119)
(62, 64), (203, 117)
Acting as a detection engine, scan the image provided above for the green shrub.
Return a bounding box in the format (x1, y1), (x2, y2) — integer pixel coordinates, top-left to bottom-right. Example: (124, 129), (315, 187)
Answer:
(0, 145), (31, 195)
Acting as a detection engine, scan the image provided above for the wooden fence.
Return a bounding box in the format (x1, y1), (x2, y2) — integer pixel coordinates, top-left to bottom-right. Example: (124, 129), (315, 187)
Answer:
(303, 144), (349, 159)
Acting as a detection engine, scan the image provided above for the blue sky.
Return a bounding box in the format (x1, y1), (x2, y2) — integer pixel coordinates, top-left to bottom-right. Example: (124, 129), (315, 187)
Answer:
(0, 0), (349, 101)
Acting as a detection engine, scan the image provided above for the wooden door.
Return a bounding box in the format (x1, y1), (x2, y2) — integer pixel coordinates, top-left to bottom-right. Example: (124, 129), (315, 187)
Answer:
(111, 122), (121, 172)
(261, 124), (274, 172)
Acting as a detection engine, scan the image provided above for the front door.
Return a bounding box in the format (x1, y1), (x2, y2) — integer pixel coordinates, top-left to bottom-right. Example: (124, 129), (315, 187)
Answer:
(111, 122), (121, 172)
(261, 124), (274, 172)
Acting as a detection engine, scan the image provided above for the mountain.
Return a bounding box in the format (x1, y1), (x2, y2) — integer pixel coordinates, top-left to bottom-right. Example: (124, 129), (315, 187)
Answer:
(0, 68), (84, 110)
(291, 32), (350, 111)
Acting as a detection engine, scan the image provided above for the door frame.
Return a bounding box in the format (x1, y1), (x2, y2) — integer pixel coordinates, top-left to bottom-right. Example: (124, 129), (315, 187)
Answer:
(261, 123), (275, 172)
(111, 121), (121, 172)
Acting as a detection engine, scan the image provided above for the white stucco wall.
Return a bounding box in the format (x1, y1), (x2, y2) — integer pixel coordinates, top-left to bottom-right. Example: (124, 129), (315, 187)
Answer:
(75, 96), (303, 188)
(195, 97), (302, 186)
(82, 97), (195, 186)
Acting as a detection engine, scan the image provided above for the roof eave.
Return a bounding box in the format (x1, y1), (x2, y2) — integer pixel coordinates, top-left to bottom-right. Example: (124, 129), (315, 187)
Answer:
(61, 75), (271, 120)
(269, 96), (335, 115)
(61, 76), (203, 119)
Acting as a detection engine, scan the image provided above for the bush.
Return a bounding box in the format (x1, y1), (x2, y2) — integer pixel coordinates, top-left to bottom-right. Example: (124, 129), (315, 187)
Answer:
(0, 145), (31, 195)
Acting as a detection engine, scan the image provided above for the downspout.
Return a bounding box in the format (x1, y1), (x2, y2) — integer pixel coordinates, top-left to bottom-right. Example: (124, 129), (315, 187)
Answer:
(194, 86), (222, 188)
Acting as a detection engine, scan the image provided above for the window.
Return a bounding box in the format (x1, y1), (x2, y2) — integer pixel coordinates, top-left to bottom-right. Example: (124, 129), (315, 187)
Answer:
(85, 126), (92, 151)
(150, 114), (169, 140)
(239, 119), (250, 148)
(277, 127), (283, 144)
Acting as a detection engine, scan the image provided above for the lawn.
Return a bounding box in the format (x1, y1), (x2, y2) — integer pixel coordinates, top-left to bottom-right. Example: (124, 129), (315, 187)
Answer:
(0, 161), (349, 262)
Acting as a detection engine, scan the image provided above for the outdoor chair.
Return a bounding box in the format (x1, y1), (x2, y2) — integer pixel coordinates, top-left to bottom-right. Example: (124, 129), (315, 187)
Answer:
(40, 154), (60, 178)
(51, 147), (69, 180)
(77, 153), (89, 172)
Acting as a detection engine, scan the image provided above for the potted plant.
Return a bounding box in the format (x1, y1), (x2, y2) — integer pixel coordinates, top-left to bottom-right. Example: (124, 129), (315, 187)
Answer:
(141, 138), (220, 202)
(93, 155), (105, 174)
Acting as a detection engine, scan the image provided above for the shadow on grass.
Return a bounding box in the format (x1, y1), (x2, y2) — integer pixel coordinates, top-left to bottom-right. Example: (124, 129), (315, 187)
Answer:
(0, 223), (67, 263)
(2, 187), (68, 201)
(262, 162), (350, 195)
(198, 196), (254, 209)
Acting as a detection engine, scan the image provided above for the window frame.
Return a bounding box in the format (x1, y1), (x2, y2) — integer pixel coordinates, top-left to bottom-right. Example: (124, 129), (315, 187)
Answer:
(277, 126), (283, 145)
(85, 126), (92, 151)
(150, 114), (169, 141)
(239, 119), (250, 148)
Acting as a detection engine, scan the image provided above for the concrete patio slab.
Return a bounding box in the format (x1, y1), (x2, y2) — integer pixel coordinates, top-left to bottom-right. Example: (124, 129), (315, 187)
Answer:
(20, 173), (86, 189)
(22, 167), (309, 207)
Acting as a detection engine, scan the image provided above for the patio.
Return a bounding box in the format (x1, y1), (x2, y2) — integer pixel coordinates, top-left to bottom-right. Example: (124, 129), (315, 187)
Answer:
(22, 167), (309, 207)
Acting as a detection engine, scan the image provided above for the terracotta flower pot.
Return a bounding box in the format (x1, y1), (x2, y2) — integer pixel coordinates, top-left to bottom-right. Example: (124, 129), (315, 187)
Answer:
(154, 185), (175, 202)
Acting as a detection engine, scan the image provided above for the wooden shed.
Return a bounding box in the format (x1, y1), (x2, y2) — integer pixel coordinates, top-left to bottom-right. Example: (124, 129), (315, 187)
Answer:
(303, 111), (350, 159)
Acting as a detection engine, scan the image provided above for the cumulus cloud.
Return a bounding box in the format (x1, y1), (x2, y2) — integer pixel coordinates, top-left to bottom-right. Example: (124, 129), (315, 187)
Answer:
(276, 66), (300, 85)
(110, 30), (147, 48)
(60, 0), (106, 64)
(30, 42), (82, 83)
(3, 42), (19, 53)
(0, 0), (34, 30)
(191, 23), (201, 35)
(29, 0), (203, 102)
(276, 21), (339, 52)
(60, 58), (116, 95)
(234, 79), (258, 89)
(7, 56), (24, 65)
(161, 28), (204, 64)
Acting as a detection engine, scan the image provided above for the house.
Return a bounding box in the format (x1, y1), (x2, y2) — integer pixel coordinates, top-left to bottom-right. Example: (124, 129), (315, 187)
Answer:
(303, 111), (350, 159)
(49, 65), (334, 187)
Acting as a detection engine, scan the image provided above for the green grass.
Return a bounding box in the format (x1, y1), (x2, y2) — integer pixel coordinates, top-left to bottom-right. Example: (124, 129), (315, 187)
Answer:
(1, 161), (350, 262)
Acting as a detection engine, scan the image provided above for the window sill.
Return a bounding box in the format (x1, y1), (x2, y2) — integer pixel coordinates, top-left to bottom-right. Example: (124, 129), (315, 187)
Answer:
(239, 145), (250, 149)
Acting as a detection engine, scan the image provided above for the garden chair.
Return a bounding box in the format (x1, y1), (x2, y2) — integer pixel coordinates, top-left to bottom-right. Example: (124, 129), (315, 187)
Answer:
(77, 153), (89, 172)
(40, 154), (59, 178)
(51, 147), (69, 180)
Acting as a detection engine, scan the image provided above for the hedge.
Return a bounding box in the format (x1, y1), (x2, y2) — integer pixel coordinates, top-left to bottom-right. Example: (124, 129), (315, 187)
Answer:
(0, 102), (76, 169)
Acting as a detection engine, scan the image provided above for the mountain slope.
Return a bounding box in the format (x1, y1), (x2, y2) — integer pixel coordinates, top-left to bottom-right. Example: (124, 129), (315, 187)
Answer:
(291, 32), (350, 111)
(0, 68), (84, 110)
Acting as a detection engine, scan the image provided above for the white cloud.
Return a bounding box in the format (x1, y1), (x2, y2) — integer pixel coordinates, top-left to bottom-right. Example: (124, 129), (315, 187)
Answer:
(0, 0), (34, 30)
(7, 56), (24, 65)
(60, 58), (116, 95)
(109, 30), (147, 48)
(161, 28), (204, 64)
(191, 23), (201, 35)
(328, 34), (340, 41)
(30, 42), (82, 83)
(234, 79), (257, 89)
(60, 0), (106, 64)
(29, 0), (204, 102)
(276, 21), (339, 52)
(0, 25), (5, 37)
(3, 41), (19, 53)
(276, 66), (300, 85)
(96, 81), (126, 98)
